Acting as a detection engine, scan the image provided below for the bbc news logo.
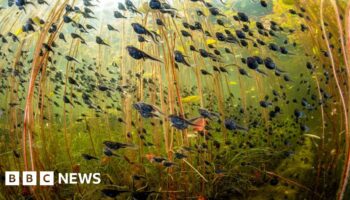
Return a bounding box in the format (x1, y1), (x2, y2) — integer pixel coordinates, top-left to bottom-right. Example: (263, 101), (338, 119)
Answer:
(5, 171), (101, 186)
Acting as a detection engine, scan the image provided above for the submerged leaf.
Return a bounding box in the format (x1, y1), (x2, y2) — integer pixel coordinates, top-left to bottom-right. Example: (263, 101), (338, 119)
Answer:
(182, 95), (200, 103)
(303, 134), (321, 140)
(206, 38), (217, 45)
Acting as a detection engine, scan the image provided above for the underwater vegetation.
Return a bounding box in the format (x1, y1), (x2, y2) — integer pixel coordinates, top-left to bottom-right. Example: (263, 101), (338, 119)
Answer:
(1, 0), (350, 199)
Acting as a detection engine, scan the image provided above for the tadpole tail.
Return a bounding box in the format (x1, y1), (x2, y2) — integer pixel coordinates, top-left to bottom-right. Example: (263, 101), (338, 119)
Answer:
(144, 53), (163, 63)
(148, 31), (161, 44)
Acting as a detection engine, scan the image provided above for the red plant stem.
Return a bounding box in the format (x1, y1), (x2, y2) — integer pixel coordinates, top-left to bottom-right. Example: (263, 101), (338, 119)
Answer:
(22, 0), (70, 172)
(320, 1), (350, 199)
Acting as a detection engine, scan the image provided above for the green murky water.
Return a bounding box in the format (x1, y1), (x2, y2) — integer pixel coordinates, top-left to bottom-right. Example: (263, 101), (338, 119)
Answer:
(0, 0), (349, 199)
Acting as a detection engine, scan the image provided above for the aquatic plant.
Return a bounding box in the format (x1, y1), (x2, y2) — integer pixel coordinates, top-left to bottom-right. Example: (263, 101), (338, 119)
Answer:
(0, 0), (350, 199)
